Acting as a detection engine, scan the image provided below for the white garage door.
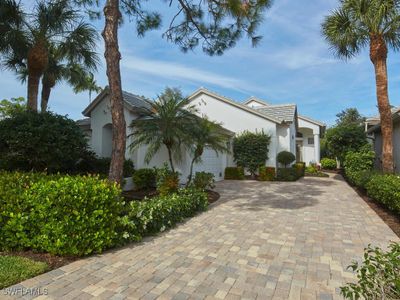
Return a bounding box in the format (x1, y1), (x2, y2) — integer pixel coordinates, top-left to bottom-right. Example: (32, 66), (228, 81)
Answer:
(192, 148), (224, 181)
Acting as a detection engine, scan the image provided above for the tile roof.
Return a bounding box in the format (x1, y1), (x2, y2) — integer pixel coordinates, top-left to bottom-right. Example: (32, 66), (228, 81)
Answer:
(256, 104), (297, 123)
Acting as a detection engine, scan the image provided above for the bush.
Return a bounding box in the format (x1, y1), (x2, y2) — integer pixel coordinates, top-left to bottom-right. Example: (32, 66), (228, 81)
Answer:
(344, 150), (375, 186)
(366, 174), (400, 215)
(132, 168), (156, 190)
(321, 158), (336, 170)
(277, 151), (296, 167)
(258, 166), (275, 181)
(294, 162), (305, 177)
(233, 131), (271, 177)
(341, 242), (400, 300)
(0, 172), (124, 256)
(224, 167), (245, 180)
(156, 164), (180, 196)
(277, 168), (299, 181)
(192, 172), (215, 190)
(124, 188), (208, 236)
(0, 111), (88, 173)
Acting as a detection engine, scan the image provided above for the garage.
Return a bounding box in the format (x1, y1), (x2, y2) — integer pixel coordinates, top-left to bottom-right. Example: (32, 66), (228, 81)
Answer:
(192, 147), (227, 182)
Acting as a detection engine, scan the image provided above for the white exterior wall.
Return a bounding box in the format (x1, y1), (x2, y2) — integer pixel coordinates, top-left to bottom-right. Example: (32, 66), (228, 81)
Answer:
(190, 93), (278, 167)
(298, 118), (321, 165)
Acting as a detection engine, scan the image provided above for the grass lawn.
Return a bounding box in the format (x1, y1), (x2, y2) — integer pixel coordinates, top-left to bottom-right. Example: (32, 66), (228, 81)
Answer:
(0, 255), (49, 289)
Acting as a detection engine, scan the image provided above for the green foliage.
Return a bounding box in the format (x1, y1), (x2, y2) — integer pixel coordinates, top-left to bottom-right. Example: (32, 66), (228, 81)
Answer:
(224, 167), (245, 180)
(294, 162), (305, 177)
(277, 151), (296, 167)
(341, 242), (400, 300)
(321, 158), (337, 170)
(124, 188), (208, 237)
(277, 168), (300, 181)
(156, 164), (180, 196)
(76, 152), (134, 177)
(336, 108), (365, 126)
(192, 172), (215, 190)
(0, 256), (49, 289)
(366, 174), (400, 215)
(233, 131), (271, 176)
(0, 97), (26, 118)
(344, 150), (375, 186)
(258, 166), (275, 181)
(325, 124), (368, 163)
(0, 111), (88, 173)
(0, 172), (124, 256)
(132, 168), (156, 191)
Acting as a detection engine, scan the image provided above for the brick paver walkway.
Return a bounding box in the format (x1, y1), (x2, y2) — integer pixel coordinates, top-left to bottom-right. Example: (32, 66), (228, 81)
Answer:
(2, 175), (399, 300)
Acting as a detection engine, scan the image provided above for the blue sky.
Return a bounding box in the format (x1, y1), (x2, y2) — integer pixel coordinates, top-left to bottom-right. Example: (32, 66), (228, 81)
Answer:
(1, 0), (400, 125)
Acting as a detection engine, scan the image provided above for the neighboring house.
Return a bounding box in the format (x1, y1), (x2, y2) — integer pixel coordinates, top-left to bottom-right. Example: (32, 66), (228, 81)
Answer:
(365, 106), (400, 173)
(79, 87), (325, 181)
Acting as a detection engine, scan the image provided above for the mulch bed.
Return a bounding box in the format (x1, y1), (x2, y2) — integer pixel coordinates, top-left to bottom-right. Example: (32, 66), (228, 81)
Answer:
(207, 190), (220, 204)
(0, 250), (76, 270)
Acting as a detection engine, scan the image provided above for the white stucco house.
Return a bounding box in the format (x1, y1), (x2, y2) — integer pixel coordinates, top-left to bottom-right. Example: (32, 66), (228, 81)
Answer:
(365, 106), (400, 173)
(79, 87), (325, 182)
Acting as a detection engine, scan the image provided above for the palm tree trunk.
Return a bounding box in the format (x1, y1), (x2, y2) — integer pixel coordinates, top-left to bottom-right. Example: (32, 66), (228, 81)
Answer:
(40, 81), (51, 112)
(102, 0), (126, 184)
(370, 35), (394, 173)
(166, 146), (175, 172)
(186, 157), (196, 187)
(27, 71), (40, 111)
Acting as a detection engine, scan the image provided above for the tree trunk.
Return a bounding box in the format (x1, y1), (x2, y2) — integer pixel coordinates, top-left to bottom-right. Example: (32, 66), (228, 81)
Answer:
(167, 146), (175, 172)
(40, 81), (52, 112)
(102, 0), (126, 184)
(27, 71), (40, 111)
(370, 35), (394, 173)
(186, 157), (196, 187)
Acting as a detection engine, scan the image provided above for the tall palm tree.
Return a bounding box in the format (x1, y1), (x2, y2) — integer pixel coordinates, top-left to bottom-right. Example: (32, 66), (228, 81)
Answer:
(186, 118), (231, 185)
(322, 0), (400, 173)
(129, 87), (198, 172)
(0, 0), (98, 111)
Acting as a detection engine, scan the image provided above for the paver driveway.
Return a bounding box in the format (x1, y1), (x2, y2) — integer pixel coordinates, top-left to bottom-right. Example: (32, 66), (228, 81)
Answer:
(2, 175), (399, 300)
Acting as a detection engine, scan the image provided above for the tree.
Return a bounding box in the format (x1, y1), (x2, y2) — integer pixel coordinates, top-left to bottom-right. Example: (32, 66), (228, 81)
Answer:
(129, 87), (198, 172)
(186, 118), (230, 185)
(325, 124), (368, 164)
(336, 108), (365, 126)
(0, 97), (26, 119)
(277, 151), (296, 168)
(322, 0), (400, 173)
(72, 0), (272, 183)
(0, 0), (98, 111)
(233, 131), (271, 178)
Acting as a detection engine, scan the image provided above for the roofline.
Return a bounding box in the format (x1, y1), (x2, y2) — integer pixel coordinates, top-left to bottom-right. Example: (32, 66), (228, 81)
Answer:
(188, 88), (282, 124)
(367, 112), (400, 134)
(243, 97), (270, 106)
(298, 115), (326, 127)
(82, 88), (109, 117)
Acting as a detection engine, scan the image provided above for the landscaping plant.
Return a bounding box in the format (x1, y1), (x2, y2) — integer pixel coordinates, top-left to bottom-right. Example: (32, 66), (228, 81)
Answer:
(277, 151), (296, 168)
(156, 164), (180, 196)
(258, 166), (275, 181)
(224, 167), (245, 180)
(321, 158), (337, 170)
(132, 168), (156, 191)
(341, 242), (400, 300)
(344, 150), (375, 187)
(192, 172), (215, 190)
(366, 174), (400, 215)
(233, 131), (271, 178)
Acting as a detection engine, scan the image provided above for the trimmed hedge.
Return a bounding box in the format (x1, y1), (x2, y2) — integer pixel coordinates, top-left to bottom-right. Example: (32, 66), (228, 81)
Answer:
(0, 172), (124, 256)
(224, 167), (245, 180)
(277, 151), (296, 167)
(366, 175), (400, 215)
(258, 166), (275, 181)
(133, 168), (156, 190)
(321, 158), (336, 170)
(124, 188), (208, 237)
(344, 150), (375, 186)
(277, 168), (300, 181)
(294, 162), (305, 177)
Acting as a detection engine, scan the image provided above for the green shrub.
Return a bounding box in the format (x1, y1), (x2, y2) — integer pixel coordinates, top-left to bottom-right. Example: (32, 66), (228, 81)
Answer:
(224, 167), (245, 180)
(277, 168), (299, 181)
(258, 166), (275, 181)
(233, 131), (271, 177)
(277, 151), (296, 167)
(341, 242), (400, 300)
(366, 174), (400, 215)
(156, 164), (180, 196)
(132, 168), (156, 190)
(0, 172), (124, 256)
(192, 172), (215, 190)
(321, 158), (336, 170)
(294, 162), (305, 177)
(0, 111), (88, 173)
(306, 164), (318, 174)
(344, 150), (375, 185)
(124, 188), (208, 236)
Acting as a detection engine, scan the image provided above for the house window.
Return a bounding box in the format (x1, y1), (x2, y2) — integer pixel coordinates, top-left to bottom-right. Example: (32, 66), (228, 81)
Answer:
(308, 137), (314, 145)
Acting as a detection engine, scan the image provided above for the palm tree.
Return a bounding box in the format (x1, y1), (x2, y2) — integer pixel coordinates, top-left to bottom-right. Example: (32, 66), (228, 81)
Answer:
(71, 70), (102, 103)
(0, 0), (98, 111)
(322, 0), (400, 173)
(186, 118), (231, 185)
(129, 87), (198, 172)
